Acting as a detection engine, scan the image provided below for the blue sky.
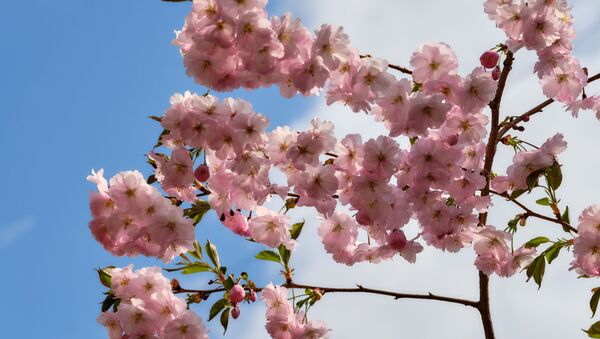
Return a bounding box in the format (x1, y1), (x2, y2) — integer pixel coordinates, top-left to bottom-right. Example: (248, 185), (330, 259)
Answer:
(2, 1), (600, 339)
(0, 1), (314, 338)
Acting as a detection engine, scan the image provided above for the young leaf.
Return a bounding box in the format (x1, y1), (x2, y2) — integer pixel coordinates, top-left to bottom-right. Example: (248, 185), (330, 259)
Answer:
(181, 262), (212, 274)
(101, 293), (119, 312)
(526, 255), (546, 289)
(205, 240), (220, 268)
(535, 197), (550, 206)
(524, 237), (551, 249)
(224, 275), (235, 290)
(584, 321), (600, 338)
(546, 161), (563, 190)
(545, 244), (562, 264)
(220, 307), (230, 334)
(96, 267), (114, 288)
(562, 206), (571, 224)
(209, 299), (228, 321)
(590, 289), (600, 318)
(279, 244), (291, 267)
(255, 250), (281, 264)
(526, 169), (545, 191)
(290, 221), (305, 240)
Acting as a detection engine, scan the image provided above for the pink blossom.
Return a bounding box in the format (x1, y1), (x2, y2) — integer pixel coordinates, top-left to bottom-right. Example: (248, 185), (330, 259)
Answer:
(410, 43), (458, 83)
(460, 67), (497, 113)
(540, 58), (586, 102)
(249, 207), (295, 249)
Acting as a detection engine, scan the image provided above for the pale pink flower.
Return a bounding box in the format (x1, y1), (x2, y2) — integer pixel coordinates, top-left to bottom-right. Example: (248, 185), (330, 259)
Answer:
(161, 310), (209, 339)
(410, 43), (458, 83)
(249, 207), (295, 249)
(312, 24), (352, 70)
(540, 58), (586, 102)
(460, 67), (497, 113)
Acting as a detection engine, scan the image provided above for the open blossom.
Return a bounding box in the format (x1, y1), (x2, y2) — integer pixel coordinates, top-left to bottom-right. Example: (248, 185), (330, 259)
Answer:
(318, 212), (358, 264)
(87, 169), (194, 262)
(571, 205), (600, 276)
(460, 67), (497, 113)
(98, 265), (208, 338)
(540, 58), (587, 102)
(410, 43), (458, 83)
(261, 284), (329, 339)
(249, 207), (295, 249)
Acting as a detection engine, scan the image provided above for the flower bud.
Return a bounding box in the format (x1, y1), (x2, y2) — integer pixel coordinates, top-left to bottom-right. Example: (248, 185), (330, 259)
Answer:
(232, 306), (240, 319)
(194, 164), (210, 182)
(230, 284), (245, 304)
(444, 134), (459, 146)
(480, 51), (500, 69)
(491, 66), (501, 80)
(249, 290), (257, 302)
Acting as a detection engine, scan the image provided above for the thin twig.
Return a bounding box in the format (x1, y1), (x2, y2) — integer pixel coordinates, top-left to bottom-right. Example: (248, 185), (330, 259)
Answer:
(490, 190), (577, 233)
(497, 71), (600, 139)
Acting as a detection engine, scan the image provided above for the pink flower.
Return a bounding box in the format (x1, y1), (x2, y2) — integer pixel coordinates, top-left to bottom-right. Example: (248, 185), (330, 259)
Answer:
(362, 136), (402, 178)
(194, 164), (210, 182)
(460, 67), (497, 113)
(540, 59), (586, 102)
(249, 207), (295, 249)
(312, 24), (352, 70)
(318, 212), (358, 263)
(410, 43), (458, 83)
(222, 210), (252, 237)
(162, 310), (209, 339)
(572, 231), (600, 276)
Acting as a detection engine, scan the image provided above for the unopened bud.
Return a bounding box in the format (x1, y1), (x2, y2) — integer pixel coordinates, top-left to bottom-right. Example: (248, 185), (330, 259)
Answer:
(480, 51), (500, 69)
(249, 290), (257, 302)
(491, 66), (501, 80)
(171, 279), (181, 292)
(194, 164), (210, 182)
(232, 306), (240, 319)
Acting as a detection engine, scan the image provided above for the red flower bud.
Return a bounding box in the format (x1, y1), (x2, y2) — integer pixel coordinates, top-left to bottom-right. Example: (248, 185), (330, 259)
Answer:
(480, 50), (500, 69)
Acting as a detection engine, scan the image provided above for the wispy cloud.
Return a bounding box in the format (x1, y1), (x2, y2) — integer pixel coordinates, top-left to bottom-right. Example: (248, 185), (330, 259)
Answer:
(0, 216), (34, 249)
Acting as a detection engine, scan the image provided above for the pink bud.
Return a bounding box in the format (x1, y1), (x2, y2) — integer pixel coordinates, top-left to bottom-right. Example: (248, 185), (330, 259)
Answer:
(230, 284), (245, 304)
(480, 51), (500, 69)
(491, 66), (501, 81)
(232, 306), (240, 319)
(194, 164), (210, 182)
(249, 290), (257, 302)
(388, 229), (407, 251)
(355, 211), (373, 226)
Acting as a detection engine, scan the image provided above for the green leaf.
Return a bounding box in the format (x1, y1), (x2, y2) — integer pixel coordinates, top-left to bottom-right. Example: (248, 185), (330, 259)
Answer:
(584, 321), (600, 338)
(526, 169), (545, 191)
(224, 275), (235, 290)
(545, 244), (562, 264)
(101, 293), (119, 313)
(561, 206), (571, 224)
(188, 240), (203, 260)
(96, 267), (114, 288)
(524, 237), (551, 249)
(220, 307), (230, 334)
(546, 161), (563, 190)
(526, 255), (546, 289)
(535, 197), (550, 206)
(255, 250), (281, 264)
(590, 289), (600, 318)
(290, 221), (305, 240)
(209, 299), (227, 321)
(279, 244), (291, 267)
(181, 262), (212, 274)
(205, 240), (220, 269)
(185, 200), (211, 226)
(146, 174), (157, 185)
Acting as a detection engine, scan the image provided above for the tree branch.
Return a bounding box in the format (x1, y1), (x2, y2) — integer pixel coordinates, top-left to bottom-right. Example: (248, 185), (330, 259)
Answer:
(490, 190), (578, 233)
(497, 71), (600, 139)
(174, 282), (478, 308)
(476, 50), (515, 339)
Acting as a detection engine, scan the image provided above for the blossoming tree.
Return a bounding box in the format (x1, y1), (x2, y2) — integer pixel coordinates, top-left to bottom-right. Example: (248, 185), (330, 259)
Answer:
(88, 0), (600, 338)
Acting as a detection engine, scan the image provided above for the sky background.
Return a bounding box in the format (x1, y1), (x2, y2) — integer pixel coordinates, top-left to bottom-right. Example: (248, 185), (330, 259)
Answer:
(1, 1), (599, 338)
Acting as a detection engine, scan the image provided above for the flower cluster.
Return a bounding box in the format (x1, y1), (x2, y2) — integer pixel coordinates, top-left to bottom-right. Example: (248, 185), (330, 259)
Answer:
(87, 169), (195, 263)
(485, 0), (600, 119)
(571, 205), (600, 276)
(473, 226), (536, 277)
(261, 284), (329, 339)
(97, 265), (209, 339)
(491, 133), (567, 193)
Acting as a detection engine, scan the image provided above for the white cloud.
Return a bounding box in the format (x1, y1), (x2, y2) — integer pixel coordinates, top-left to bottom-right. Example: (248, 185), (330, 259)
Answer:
(0, 216), (34, 249)
(239, 1), (600, 338)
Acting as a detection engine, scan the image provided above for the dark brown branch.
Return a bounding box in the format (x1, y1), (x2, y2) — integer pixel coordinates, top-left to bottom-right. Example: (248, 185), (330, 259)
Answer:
(175, 282), (478, 308)
(476, 50), (515, 339)
(497, 71), (600, 139)
(490, 190), (578, 233)
(359, 54), (413, 75)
